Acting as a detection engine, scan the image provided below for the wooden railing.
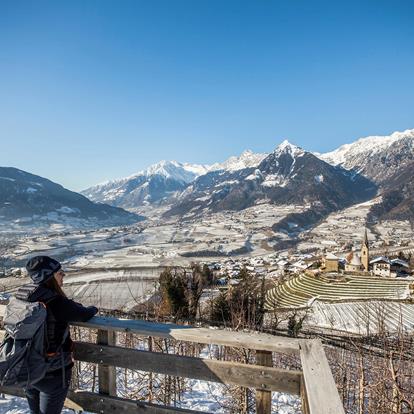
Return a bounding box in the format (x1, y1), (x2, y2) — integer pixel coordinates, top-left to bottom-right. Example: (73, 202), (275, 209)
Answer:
(0, 310), (345, 414)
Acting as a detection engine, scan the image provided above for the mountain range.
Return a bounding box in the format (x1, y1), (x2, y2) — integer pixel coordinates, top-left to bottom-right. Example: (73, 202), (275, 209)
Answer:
(82, 161), (209, 209)
(319, 129), (414, 223)
(82, 128), (414, 225)
(3, 128), (413, 231)
(319, 129), (414, 185)
(166, 140), (376, 220)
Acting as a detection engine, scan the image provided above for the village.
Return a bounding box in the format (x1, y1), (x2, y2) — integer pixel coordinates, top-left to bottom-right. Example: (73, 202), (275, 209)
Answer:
(205, 228), (412, 284)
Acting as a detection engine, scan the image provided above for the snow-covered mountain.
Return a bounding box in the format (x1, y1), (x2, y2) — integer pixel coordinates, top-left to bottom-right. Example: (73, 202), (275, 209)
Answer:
(81, 128), (412, 226)
(367, 160), (414, 224)
(165, 140), (376, 219)
(0, 167), (142, 229)
(82, 160), (210, 208)
(209, 149), (267, 172)
(319, 129), (414, 184)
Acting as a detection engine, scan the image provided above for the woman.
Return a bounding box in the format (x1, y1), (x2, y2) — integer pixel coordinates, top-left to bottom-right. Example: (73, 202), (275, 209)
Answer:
(15, 255), (98, 414)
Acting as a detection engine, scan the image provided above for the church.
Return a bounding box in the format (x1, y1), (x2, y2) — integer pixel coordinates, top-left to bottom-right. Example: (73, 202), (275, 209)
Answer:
(322, 229), (370, 274)
(344, 229), (370, 273)
(322, 229), (411, 277)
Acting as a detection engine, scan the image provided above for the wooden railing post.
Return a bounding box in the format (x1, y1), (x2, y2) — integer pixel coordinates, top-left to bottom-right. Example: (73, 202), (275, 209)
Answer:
(255, 350), (272, 414)
(300, 339), (345, 414)
(97, 329), (117, 397)
(300, 375), (310, 414)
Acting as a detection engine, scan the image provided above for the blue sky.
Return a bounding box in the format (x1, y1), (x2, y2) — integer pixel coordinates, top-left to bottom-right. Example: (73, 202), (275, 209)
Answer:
(1, 0), (413, 191)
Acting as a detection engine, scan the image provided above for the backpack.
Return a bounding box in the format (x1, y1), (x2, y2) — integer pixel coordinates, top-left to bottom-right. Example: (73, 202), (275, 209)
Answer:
(0, 295), (69, 388)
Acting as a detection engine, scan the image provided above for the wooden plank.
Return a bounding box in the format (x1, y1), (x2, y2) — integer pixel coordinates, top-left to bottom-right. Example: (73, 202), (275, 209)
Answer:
(0, 308), (301, 354)
(69, 390), (204, 414)
(97, 329), (117, 396)
(255, 350), (272, 414)
(0, 387), (202, 414)
(74, 316), (301, 354)
(300, 375), (310, 414)
(74, 342), (301, 395)
(300, 339), (345, 414)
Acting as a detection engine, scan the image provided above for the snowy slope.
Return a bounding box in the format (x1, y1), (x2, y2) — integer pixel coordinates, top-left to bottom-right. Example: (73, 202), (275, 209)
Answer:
(82, 161), (210, 208)
(83, 151), (267, 210)
(0, 167), (142, 230)
(209, 149), (267, 172)
(140, 160), (209, 182)
(318, 129), (414, 183)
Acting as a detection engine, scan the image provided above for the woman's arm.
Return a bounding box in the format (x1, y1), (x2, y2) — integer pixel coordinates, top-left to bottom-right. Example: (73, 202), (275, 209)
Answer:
(50, 296), (98, 322)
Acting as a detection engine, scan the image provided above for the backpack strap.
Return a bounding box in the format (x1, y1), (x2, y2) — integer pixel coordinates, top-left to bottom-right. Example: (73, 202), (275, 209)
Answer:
(42, 298), (71, 388)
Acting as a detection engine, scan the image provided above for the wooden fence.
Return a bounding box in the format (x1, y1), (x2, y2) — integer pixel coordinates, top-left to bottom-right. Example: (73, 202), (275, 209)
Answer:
(0, 309), (345, 414)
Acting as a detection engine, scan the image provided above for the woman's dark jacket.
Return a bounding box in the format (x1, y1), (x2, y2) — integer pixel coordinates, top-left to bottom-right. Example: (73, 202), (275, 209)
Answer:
(16, 283), (98, 360)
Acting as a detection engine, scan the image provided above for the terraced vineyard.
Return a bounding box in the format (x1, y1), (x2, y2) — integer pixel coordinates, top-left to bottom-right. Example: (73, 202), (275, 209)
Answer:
(265, 273), (412, 310)
(265, 273), (414, 334)
(307, 300), (414, 335)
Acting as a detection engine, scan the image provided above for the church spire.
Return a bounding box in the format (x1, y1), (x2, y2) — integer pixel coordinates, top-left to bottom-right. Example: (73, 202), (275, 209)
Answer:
(361, 228), (370, 272)
(363, 228), (369, 247)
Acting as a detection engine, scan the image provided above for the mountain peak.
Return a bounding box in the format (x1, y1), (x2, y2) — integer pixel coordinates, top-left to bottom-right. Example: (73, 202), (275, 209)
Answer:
(145, 160), (180, 177)
(82, 160), (210, 208)
(273, 140), (305, 157)
(319, 128), (414, 167)
(106, 160), (209, 184)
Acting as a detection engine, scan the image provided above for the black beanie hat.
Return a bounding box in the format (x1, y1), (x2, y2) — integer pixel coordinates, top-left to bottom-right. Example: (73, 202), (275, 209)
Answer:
(26, 256), (62, 285)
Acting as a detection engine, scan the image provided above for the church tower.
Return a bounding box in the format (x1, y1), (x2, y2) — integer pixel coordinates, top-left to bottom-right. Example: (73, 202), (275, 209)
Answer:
(361, 228), (370, 272)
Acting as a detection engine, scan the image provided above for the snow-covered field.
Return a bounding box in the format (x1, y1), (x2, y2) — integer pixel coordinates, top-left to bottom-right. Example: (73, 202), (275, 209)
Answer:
(307, 300), (414, 335)
(3, 203), (306, 270)
(296, 197), (413, 253)
(3, 194), (413, 275)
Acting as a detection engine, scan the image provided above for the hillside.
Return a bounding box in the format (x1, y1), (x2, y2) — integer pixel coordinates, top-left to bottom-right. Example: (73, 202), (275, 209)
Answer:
(0, 167), (143, 229)
(166, 141), (376, 220)
(319, 129), (414, 185)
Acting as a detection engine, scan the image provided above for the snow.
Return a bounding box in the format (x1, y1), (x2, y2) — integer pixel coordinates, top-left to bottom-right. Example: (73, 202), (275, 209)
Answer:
(209, 150), (267, 172)
(0, 383), (300, 414)
(144, 160), (207, 182)
(245, 169), (263, 181)
(262, 174), (287, 188)
(182, 162), (211, 176)
(0, 342), (301, 413)
(56, 206), (79, 214)
(217, 180), (239, 187)
(272, 140), (305, 158)
(319, 128), (414, 167)
(86, 160), (209, 193)
(370, 256), (390, 264)
(307, 300), (414, 335)
(0, 395), (75, 414)
(25, 187), (38, 193)
(314, 174), (324, 183)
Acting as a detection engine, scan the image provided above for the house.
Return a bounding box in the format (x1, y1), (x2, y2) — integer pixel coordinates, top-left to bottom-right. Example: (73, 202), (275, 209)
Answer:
(323, 253), (339, 272)
(391, 258), (410, 277)
(370, 257), (411, 277)
(370, 257), (391, 277)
